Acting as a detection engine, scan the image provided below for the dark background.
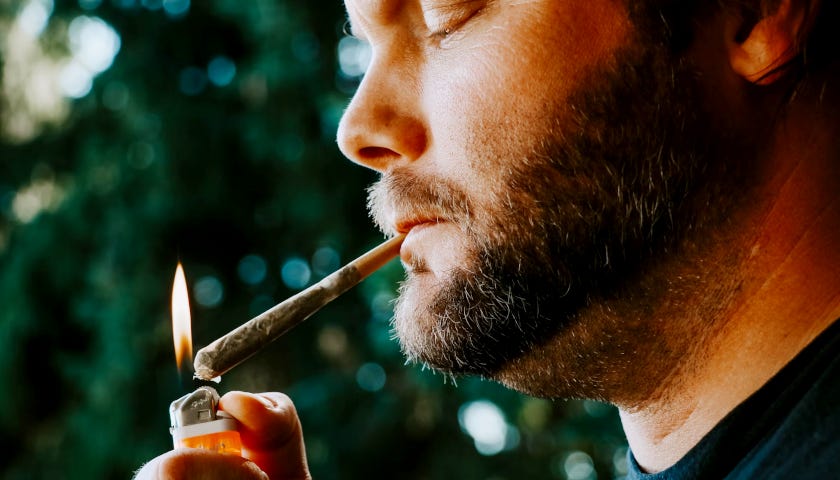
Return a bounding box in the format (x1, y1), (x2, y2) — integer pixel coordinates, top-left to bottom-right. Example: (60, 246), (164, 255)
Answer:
(0, 1), (626, 478)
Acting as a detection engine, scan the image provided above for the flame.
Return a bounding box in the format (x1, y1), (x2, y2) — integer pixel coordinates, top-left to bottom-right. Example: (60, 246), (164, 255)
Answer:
(171, 262), (193, 373)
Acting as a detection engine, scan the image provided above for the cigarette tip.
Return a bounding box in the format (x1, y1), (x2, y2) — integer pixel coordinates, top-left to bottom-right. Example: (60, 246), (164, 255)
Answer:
(192, 373), (222, 383)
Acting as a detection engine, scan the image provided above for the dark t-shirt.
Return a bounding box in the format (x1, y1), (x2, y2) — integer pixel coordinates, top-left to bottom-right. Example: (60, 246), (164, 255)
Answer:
(627, 319), (840, 480)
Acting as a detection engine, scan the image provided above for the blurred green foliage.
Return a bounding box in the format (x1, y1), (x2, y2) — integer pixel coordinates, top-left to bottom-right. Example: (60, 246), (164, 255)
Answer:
(0, 1), (626, 478)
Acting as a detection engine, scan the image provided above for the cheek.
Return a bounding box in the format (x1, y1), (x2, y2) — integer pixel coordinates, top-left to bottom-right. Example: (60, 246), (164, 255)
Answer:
(420, 1), (632, 188)
(419, 49), (545, 204)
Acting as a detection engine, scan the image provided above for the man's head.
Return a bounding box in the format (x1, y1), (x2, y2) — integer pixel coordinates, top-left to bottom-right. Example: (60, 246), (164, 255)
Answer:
(338, 0), (833, 403)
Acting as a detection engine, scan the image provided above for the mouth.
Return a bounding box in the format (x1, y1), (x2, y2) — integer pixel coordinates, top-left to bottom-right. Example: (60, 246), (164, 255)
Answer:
(394, 217), (450, 270)
(395, 218), (445, 235)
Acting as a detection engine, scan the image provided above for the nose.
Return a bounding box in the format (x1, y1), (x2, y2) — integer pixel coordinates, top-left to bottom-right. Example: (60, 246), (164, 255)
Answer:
(336, 51), (428, 172)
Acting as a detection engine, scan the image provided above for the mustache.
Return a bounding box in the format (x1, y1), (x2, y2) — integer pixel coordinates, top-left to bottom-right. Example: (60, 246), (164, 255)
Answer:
(367, 169), (473, 236)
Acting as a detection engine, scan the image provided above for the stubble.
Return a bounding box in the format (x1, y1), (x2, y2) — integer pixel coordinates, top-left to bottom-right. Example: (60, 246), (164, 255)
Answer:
(368, 28), (751, 402)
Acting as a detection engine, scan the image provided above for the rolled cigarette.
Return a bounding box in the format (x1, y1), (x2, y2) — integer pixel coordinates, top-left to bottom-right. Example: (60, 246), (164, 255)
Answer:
(193, 234), (405, 380)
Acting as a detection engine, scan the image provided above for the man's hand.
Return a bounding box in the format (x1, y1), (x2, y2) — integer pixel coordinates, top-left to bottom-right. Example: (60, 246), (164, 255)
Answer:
(134, 391), (311, 480)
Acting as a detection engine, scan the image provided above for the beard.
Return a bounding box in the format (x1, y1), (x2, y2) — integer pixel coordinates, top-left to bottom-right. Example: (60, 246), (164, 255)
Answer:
(367, 27), (750, 391)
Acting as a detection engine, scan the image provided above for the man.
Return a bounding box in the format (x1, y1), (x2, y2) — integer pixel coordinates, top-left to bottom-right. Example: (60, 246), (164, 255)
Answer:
(137, 0), (840, 478)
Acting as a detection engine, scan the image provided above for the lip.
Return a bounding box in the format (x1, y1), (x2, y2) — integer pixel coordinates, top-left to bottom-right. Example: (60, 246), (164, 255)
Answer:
(396, 219), (446, 266)
(395, 218), (443, 235)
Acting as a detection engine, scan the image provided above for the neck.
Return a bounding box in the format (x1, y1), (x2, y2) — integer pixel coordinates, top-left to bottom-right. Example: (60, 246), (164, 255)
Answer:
(621, 80), (840, 472)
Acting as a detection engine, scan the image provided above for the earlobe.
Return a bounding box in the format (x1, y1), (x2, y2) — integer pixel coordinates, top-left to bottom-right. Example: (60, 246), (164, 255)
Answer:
(729, 0), (819, 85)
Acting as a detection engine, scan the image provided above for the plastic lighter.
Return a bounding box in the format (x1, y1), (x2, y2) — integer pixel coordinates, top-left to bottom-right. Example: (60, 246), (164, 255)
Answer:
(169, 386), (242, 455)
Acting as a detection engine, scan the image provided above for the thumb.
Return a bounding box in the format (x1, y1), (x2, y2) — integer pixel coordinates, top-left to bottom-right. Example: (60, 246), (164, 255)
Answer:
(133, 449), (268, 480)
(219, 391), (311, 480)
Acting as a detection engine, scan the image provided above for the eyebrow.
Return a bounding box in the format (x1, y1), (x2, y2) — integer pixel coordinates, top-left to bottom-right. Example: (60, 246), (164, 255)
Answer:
(343, 0), (406, 40)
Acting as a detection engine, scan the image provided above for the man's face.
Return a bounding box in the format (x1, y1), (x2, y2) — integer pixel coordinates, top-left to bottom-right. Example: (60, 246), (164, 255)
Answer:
(339, 0), (735, 396)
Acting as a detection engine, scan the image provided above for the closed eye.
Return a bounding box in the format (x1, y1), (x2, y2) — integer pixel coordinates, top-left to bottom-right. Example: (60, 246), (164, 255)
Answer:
(423, 0), (488, 43)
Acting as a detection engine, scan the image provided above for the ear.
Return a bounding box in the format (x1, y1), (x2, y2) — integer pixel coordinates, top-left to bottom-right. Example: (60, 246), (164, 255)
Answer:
(729, 0), (820, 85)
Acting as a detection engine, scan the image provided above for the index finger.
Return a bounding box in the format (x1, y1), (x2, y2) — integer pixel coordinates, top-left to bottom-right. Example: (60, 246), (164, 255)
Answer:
(219, 391), (311, 480)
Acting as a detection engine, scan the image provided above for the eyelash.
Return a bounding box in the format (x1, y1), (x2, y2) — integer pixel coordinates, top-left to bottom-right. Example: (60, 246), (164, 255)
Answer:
(342, 20), (354, 37)
(429, 27), (454, 39)
(426, 6), (484, 43)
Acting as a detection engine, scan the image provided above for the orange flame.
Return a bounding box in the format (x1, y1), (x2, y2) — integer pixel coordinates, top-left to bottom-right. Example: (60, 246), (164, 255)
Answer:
(171, 263), (193, 373)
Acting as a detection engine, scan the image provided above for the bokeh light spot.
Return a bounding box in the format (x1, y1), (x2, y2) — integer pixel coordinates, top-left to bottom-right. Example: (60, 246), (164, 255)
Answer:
(127, 141), (155, 169)
(458, 400), (519, 456)
(207, 56), (236, 87)
(582, 400), (612, 418)
(11, 172), (67, 224)
(56, 15), (120, 99)
(193, 275), (224, 308)
(59, 61), (93, 98)
(564, 451), (596, 480)
(612, 447), (629, 477)
(17, 0), (54, 37)
(237, 254), (267, 285)
(337, 36), (370, 78)
(355, 362), (386, 392)
(163, 0), (189, 17)
(311, 246), (340, 277)
(141, 0), (161, 10)
(317, 325), (348, 360)
(178, 66), (206, 95)
(281, 257), (311, 290)
(370, 290), (394, 323)
(519, 398), (552, 432)
(68, 15), (121, 73)
(78, 0), (102, 10)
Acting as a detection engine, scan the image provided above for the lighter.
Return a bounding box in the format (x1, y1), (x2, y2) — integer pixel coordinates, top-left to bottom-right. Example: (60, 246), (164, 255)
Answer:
(169, 386), (243, 455)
